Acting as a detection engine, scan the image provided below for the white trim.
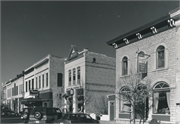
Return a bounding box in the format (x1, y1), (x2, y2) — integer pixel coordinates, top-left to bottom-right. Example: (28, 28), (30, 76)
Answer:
(153, 43), (168, 71)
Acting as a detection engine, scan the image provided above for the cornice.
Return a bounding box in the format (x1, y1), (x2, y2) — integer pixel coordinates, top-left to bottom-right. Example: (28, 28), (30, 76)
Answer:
(107, 8), (180, 49)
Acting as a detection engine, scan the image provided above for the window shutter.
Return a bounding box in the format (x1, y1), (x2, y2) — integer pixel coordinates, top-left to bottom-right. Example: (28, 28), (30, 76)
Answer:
(57, 73), (63, 87)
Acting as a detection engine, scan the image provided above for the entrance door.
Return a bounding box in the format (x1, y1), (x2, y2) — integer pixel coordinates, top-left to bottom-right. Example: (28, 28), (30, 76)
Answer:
(110, 101), (115, 121)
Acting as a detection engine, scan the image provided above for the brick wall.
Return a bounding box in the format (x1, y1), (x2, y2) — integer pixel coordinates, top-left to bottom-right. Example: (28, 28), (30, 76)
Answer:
(49, 55), (65, 108)
(115, 26), (180, 122)
(85, 52), (116, 115)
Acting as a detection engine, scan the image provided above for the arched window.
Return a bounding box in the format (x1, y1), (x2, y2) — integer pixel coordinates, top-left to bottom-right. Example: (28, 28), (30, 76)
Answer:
(156, 46), (165, 68)
(122, 57), (128, 76)
(119, 86), (131, 113)
(153, 81), (170, 114)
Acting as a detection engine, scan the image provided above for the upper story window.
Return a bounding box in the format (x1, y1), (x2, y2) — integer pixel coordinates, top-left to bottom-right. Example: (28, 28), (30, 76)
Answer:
(46, 73), (48, 87)
(26, 81), (28, 92)
(122, 57), (128, 76)
(42, 74), (44, 88)
(156, 45), (165, 68)
(39, 76), (41, 89)
(69, 70), (71, 86)
(32, 79), (34, 90)
(77, 67), (81, 85)
(73, 68), (76, 84)
(29, 80), (31, 91)
(36, 77), (38, 89)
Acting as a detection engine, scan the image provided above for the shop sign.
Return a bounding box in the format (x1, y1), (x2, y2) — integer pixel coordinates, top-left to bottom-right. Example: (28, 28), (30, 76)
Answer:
(30, 90), (39, 96)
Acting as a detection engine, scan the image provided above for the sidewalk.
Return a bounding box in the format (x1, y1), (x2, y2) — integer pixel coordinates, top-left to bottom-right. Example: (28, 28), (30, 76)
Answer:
(100, 120), (123, 124)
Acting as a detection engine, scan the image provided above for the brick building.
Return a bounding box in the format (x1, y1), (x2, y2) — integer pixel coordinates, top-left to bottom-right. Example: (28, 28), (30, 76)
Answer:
(22, 54), (64, 108)
(107, 8), (180, 123)
(64, 46), (115, 115)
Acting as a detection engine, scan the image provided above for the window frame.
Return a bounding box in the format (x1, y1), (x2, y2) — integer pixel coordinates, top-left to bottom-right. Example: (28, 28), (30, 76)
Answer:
(156, 45), (165, 69)
(122, 56), (128, 76)
(153, 82), (170, 114)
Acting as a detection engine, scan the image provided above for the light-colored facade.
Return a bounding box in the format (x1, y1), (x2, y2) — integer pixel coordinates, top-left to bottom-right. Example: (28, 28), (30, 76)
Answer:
(64, 46), (116, 115)
(107, 8), (180, 123)
(23, 54), (64, 108)
(3, 54), (65, 111)
(4, 74), (24, 113)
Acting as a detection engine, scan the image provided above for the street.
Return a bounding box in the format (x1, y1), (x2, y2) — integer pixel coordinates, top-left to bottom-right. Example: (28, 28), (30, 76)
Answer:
(1, 116), (24, 123)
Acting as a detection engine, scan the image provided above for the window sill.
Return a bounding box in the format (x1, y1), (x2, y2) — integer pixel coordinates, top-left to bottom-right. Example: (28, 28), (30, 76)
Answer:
(152, 114), (170, 116)
(120, 75), (130, 78)
(153, 67), (169, 72)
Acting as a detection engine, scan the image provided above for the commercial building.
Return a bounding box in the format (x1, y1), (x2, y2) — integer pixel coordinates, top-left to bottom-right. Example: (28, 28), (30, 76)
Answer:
(107, 8), (180, 123)
(64, 46), (116, 115)
(22, 54), (65, 108)
(4, 74), (24, 113)
(3, 54), (65, 111)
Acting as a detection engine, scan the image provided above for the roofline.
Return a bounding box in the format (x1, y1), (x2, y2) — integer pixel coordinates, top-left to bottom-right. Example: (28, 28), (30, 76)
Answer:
(106, 8), (180, 48)
(106, 14), (170, 46)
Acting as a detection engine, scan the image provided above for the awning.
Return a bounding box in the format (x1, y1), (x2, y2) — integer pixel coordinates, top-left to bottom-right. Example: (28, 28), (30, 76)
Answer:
(20, 98), (50, 105)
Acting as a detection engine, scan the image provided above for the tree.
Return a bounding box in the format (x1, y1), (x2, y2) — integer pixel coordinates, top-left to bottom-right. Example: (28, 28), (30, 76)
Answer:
(93, 96), (108, 115)
(116, 72), (153, 124)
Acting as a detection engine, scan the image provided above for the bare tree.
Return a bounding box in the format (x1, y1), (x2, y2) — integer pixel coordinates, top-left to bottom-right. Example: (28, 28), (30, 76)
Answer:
(116, 72), (153, 124)
(93, 96), (108, 115)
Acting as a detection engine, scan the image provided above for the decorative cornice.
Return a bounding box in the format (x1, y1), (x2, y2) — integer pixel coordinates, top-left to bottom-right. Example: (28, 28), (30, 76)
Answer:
(107, 8), (180, 49)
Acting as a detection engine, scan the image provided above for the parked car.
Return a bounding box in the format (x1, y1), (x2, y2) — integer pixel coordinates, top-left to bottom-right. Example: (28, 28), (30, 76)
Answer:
(21, 108), (33, 123)
(1, 111), (9, 117)
(53, 113), (99, 124)
(8, 111), (19, 117)
(28, 107), (62, 123)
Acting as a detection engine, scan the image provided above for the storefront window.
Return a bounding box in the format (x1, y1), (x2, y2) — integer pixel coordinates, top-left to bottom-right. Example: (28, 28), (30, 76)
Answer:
(119, 86), (131, 113)
(153, 82), (170, 114)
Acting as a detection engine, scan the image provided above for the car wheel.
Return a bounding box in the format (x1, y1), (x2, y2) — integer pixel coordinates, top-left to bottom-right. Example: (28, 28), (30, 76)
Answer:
(34, 111), (43, 120)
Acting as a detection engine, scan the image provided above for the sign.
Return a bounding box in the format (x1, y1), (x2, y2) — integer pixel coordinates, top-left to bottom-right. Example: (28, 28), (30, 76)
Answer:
(30, 90), (39, 96)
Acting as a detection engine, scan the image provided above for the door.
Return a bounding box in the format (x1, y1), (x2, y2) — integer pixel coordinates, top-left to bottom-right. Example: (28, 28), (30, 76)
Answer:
(110, 101), (115, 121)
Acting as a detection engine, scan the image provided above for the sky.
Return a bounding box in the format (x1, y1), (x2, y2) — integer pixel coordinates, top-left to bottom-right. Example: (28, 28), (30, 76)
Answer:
(1, 1), (179, 84)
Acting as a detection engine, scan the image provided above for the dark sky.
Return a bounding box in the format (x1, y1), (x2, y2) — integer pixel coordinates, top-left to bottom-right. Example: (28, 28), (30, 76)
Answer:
(1, 1), (179, 83)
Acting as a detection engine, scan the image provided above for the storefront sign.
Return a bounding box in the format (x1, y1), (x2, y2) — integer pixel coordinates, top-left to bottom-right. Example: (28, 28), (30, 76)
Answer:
(30, 90), (39, 96)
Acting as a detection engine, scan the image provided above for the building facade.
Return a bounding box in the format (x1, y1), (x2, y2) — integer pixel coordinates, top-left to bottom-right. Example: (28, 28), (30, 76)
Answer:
(23, 54), (64, 108)
(64, 46), (116, 115)
(107, 8), (180, 123)
(4, 74), (24, 113)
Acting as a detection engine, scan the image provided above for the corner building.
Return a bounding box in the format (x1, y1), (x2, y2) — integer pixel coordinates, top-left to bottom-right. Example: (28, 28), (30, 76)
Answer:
(64, 46), (115, 114)
(23, 54), (64, 108)
(107, 8), (180, 123)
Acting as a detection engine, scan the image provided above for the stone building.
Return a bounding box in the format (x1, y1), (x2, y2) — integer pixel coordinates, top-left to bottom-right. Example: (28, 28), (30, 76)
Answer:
(22, 54), (65, 108)
(64, 46), (116, 115)
(107, 8), (180, 123)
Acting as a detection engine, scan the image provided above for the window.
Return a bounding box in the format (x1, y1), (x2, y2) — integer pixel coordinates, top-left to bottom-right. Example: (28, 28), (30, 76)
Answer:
(39, 76), (41, 88)
(32, 79), (34, 90)
(46, 73), (48, 87)
(26, 81), (28, 92)
(29, 80), (31, 91)
(156, 46), (165, 68)
(122, 57), (128, 76)
(42, 74), (44, 88)
(119, 86), (131, 113)
(153, 82), (170, 114)
(36, 77), (38, 89)
(73, 68), (76, 84)
(69, 70), (71, 86)
(77, 67), (80, 84)
(57, 73), (62, 87)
